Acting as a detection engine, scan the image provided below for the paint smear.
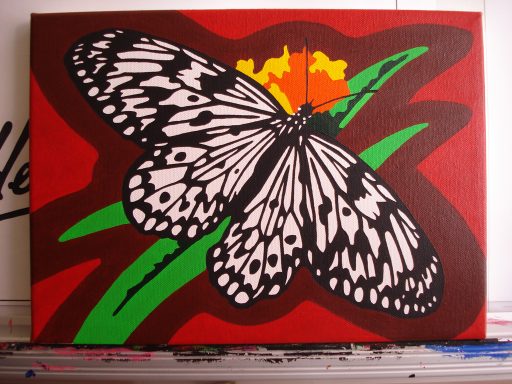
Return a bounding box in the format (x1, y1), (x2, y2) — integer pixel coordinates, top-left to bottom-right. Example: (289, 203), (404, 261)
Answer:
(25, 369), (36, 378)
(488, 317), (512, 326)
(426, 342), (512, 360)
(33, 361), (76, 372)
(53, 347), (153, 362)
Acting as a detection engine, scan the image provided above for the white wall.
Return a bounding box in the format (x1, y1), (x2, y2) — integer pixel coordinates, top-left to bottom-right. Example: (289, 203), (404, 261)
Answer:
(0, 0), (509, 309)
(484, 0), (512, 302)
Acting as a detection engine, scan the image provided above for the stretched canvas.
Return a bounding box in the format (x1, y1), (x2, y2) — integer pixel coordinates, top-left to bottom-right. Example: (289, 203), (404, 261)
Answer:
(30, 10), (486, 344)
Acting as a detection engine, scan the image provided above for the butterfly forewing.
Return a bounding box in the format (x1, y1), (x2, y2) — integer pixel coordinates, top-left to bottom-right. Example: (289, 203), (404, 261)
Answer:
(65, 29), (284, 147)
(302, 133), (443, 317)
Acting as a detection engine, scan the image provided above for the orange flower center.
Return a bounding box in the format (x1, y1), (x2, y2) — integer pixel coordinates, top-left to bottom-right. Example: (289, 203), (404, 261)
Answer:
(237, 46), (350, 113)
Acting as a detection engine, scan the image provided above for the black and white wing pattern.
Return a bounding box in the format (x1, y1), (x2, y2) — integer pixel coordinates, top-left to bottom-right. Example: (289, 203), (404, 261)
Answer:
(207, 145), (306, 305)
(65, 29), (284, 147)
(208, 130), (443, 313)
(123, 126), (276, 240)
(301, 133), (443, 317)
(66, 29), (286, 241)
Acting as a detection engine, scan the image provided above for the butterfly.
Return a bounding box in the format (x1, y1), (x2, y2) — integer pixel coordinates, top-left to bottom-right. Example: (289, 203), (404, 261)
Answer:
(65, 29), (443, 317)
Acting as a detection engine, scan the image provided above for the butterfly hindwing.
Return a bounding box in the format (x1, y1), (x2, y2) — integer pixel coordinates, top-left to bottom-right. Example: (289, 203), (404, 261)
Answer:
(124, 126), (277, 241)
(302, 133), (443, 317)
(207, 145), (306, 306)
(65, 29), (284, 147)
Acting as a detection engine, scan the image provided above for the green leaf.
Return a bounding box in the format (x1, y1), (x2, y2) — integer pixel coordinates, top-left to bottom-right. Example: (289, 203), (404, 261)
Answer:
(73, 218), (230, 344)
(359, 123), (428, 170)
(59, 201), (129, 242)
(330, 46), (429, 129)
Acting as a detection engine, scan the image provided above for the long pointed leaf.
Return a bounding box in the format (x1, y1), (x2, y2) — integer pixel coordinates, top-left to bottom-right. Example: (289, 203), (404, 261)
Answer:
(359, 123), (428, 170)
(330, 46), (428, 129)
(73, 218), (230, 344)
(59, 201), (129, 242)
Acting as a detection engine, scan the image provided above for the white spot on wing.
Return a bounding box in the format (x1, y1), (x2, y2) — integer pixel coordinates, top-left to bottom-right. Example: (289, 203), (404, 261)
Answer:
(123, 127), (135, 136)
(269, 285), (280, 295)
(133, 43), (167, 51)
(105, 76), (132, 93)
(113, 114), (127, 123)
(354, 287), (363, 302)
(88, 87), (99, 96)
(133, 209), (145, 224)
(370, 289), (377, 304)
(227, 282), (239, 295)
(177, 62), (217, 90)
(130, 188), (144, 202)
(103, 105), (115, 114)
(235, 291), (249, 304)
(343, 280), (351, 295)
(93, 41), (110, 49)
(152, 39), (180, 51)
(140, 76), (180, 90)
(385, 231), (403, 285)
(117, 51), (174, 60)
(160, 89), (210, 107)
(398, 209), (416, 229)
(390, 214), (414, 271)
(121, 89), (144, 97)
(341, 249), (366, 283)
(144, 218), (156, 231)
(378, 263), (392, 292)
(122, 97), (156, 117)
(218, 273), (229, 287)
(129, 175), (142, 188)
(109, 62), (162, 76)
(183, 49), (207, 64)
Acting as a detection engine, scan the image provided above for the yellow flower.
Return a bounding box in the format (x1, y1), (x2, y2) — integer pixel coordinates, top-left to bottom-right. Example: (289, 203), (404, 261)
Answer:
(237, 46), (350, 113)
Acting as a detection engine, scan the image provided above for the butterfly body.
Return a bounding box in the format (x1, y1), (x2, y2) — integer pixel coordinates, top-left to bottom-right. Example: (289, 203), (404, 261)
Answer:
(66, 29), (443, 317)
(275, 103), (313, 135)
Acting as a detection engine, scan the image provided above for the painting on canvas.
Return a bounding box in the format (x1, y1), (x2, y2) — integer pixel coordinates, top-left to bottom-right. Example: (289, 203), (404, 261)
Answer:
(30, 10), (485, 344)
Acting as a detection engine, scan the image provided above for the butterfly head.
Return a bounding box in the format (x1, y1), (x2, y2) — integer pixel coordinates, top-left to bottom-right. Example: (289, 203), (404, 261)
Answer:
(298, 101), (314, 117)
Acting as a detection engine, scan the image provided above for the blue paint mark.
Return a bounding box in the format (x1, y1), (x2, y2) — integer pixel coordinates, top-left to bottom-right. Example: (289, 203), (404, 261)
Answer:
(25, 369), (36, 378)
(426, 342), (512, 360)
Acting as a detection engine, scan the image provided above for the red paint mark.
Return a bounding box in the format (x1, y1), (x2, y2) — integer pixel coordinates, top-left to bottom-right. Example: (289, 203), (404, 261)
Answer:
(33, 362), (76, 372)
(8, 318), (12, 334)
(488, 318), (512, 326)
(52, 347), (153, 362)
(30, 73), (99, 212)
(31, 259), (101, 341)
(169, 301), (388, 344)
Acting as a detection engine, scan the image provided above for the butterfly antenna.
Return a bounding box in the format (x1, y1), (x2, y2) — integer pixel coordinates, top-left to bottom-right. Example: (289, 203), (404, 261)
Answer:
(305, 38), (309, 104)
(312, 89), (378, 110)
